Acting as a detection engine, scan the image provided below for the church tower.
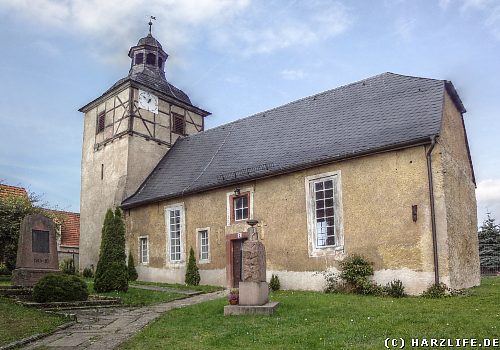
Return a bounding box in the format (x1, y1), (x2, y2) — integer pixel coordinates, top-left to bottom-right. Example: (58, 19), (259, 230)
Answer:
(79, 25), (210, 271)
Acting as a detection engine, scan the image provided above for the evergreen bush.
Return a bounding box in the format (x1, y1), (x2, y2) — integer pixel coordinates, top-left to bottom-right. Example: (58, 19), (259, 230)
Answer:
(340, 255), (377, 294)
(33, 274), (88, 302)
(82, 267), (93, 278)
(421, 282), (448, 298)
(94, 208), (128, 292)
(384, 279), (406, 298)
(269, 274), (280, 291)
(185, 247), (200, 286)
(60, 258), (76, 275)
(128, 251), (138, 281)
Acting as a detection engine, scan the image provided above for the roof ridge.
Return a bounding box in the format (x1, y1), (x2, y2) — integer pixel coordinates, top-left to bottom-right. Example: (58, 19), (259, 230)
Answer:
(183, 72), (435, 141)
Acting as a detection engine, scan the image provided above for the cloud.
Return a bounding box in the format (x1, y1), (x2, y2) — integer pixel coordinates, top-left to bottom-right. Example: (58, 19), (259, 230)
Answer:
(394, 17), (416, 41)
(32, 40), (61, 56)
(476, 179), (500, 223)
(280, 69), (307, 80)
(439, 0), (452, 9)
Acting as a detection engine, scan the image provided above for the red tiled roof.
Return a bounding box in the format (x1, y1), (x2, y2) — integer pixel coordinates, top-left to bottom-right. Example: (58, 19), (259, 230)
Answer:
(0, 184), (28, 199)
(56, 211), (80, 248)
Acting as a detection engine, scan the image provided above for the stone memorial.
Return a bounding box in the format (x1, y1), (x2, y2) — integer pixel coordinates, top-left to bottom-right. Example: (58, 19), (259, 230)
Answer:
(224, 220), (279, 315)
(12, 214), (60, 287)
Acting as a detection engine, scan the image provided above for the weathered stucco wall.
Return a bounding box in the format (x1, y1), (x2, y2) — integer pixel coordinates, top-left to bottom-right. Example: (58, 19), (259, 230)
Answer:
(126, 145), (452, 294)
(439, 92), (480, 289)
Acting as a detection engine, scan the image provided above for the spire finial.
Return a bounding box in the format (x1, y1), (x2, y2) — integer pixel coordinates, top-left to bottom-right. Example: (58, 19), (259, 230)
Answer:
(148, 16), (156, 35)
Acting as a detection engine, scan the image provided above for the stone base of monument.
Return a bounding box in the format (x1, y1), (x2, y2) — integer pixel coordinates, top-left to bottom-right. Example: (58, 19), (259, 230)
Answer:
(224, 301), (280, 316)
(239, 281), (269, 305)
(12, 268), (61, 287)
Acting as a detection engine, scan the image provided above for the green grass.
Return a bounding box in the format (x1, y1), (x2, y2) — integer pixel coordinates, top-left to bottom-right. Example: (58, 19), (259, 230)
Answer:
(0, 297), (69, 347)
(87, 281), (186, 306)
(120, 277), (500, 350)
(0, 275), (11, 286)
(130, 280), (224, 293)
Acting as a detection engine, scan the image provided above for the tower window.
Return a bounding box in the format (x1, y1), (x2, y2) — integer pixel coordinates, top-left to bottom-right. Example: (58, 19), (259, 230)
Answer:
(135, 53), (143, 64)
(172, 114), (185, 135)
(97, 112), (105, 134)
(146, 53), (156, 65)
(158, 57), (163, 69)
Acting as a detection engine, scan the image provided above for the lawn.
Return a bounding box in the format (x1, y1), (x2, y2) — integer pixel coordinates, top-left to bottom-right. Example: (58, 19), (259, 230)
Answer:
(87, 280), (186, 306)
(0, 275), (11, 286)
(0, 297), (69, 347)
(130, 280), (224, 293)
(120, 277), (500, 350)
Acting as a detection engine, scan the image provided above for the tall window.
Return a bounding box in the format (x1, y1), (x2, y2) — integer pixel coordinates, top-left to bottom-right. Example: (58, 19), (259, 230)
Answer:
(135, 53), (144, 64)
(167, 206), (183, 262)
(233, 194), (249, 221)
(306, 172), (343, 256)
(139, 237), (148, 264)
(146, 52), (156, 65)
(313, 179), (335, 247)
(172, 114), (185, 135)
(199, 229), (209, 261)
(97, 112), (105, 134)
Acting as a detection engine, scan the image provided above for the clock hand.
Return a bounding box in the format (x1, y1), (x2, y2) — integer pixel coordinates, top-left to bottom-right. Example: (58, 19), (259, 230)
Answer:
(147, 98), (152, 103)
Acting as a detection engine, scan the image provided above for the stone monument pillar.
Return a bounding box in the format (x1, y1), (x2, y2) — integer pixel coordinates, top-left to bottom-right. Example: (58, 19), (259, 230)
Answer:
(239, 220), (269, 306)
(12, 214), (60, 287)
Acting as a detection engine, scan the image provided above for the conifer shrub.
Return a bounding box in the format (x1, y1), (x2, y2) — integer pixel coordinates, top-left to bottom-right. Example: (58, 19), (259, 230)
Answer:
(60, 258), (76, 275)
(185, 247), (200, 286)
(269, 274), (280, 291)
(94, 208), (128, 292)
(384, 279), (406, 298)
(82, 267), (93, 278)
(128, 251), (138, 281)
(33, 274), (88, 302)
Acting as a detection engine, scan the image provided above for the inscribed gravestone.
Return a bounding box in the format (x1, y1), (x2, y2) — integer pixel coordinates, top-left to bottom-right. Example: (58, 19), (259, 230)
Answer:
(12, 213), (60, 287)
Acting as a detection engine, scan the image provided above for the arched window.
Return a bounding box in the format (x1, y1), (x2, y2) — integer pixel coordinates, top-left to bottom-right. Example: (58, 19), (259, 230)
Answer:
(135, 53), (143, 65)
(146, 53), (156, 65)
(158, 57), (163, 69)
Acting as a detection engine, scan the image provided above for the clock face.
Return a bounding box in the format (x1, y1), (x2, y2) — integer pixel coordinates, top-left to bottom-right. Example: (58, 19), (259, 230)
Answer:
(138, 90), (158, 114)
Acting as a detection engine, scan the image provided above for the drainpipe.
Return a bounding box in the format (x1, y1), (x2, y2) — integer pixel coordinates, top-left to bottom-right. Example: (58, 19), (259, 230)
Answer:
(426, 135), (439, 285)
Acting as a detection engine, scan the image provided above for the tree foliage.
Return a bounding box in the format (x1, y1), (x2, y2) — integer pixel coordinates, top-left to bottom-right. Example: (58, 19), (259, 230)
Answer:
(0, 185), (62, 271)
(128, 251), (138, 281)
(185, 247), (200, 286)
(478, 213), (500, 270)
(94, 208), (128, 292)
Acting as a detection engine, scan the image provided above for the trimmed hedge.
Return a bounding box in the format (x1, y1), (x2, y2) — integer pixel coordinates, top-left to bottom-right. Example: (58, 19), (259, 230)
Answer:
(33, 274), (88, 302)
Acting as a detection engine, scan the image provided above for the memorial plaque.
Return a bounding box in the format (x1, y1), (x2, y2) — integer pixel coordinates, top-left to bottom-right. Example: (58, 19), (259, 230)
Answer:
(12, 214), (61, 287)
(32, 230), (50, 253)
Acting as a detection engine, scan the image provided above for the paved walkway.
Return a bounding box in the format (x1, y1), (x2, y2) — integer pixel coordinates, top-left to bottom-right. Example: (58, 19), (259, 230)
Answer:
(128, 284), (202, 296)
(23, 291), (226, 350)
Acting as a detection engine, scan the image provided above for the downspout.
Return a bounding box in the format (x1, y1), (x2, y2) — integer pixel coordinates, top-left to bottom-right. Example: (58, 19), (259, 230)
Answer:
(426, 135), (439, 285)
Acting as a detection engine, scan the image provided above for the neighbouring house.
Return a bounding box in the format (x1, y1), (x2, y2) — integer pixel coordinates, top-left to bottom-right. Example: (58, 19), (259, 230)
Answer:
(79, 31), (479, 295)
(0, 184), (80, 269)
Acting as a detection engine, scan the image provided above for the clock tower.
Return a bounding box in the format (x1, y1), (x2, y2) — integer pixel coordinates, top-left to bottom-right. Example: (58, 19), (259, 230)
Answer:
(78, 30), (210, 271)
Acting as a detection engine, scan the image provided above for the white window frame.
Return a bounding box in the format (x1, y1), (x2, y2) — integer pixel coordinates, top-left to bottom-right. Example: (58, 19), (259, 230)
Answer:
(138, 235), (149, 265)
(196, 227), (210, 264)
(226, 187), (254, 226)
(165, 203), (185, 264)
(305, 171), (344, 257)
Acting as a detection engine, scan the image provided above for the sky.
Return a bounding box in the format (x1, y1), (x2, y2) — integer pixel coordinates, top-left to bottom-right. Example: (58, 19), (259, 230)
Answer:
(0, 0), (498, 226)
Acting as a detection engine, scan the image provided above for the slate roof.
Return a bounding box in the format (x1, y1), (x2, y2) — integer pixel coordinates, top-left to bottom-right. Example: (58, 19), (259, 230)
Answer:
(122, 72), (465, 209)
(137, 34), (163, 49)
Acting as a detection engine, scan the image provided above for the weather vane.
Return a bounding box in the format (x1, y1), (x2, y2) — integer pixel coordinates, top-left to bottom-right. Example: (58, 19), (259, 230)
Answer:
(148, 16), (156, 35)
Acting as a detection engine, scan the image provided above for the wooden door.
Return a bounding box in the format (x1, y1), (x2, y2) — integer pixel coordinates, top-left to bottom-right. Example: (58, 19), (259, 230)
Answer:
(232, 239), (245, 288)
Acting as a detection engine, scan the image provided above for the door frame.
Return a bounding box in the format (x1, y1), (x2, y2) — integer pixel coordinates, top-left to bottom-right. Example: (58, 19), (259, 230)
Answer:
(225, 232), (248, 288)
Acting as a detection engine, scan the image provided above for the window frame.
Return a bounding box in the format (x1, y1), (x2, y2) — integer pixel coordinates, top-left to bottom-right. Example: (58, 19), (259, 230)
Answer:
(165, 203), (185, 264)
(305, 171), (344, 257)
(172, 113), (186, 135)
(196, 227), (210, 263)
(228, 191), (251, 224)
(138, 236), (149, 265)
(96, 111), (105, 134)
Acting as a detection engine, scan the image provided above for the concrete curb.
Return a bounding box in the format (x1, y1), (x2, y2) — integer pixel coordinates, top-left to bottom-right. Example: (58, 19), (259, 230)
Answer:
(0, 318), (76, 350)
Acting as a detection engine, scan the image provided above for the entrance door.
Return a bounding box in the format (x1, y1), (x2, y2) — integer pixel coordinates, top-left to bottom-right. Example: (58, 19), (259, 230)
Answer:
(232, 239), (246, 288)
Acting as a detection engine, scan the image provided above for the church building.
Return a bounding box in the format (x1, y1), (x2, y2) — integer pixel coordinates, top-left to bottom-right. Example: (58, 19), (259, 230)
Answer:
(79, 30), (479, 295)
